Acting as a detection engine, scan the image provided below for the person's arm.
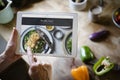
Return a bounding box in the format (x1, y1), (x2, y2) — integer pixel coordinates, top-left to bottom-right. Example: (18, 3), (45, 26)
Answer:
(0, 53), (10, 73)
(0, 28), (21, 73)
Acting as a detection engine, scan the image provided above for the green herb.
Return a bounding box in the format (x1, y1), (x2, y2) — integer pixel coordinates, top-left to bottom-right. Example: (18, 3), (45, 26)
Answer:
(67, 38), (72, 54)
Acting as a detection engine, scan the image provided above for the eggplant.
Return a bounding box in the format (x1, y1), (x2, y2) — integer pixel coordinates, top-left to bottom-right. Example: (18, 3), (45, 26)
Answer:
(89, 30), (110, 42)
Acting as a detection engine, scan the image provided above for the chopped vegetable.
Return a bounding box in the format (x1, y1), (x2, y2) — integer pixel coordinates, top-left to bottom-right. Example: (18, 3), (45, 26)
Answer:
(23, 30), (46, 53)
(71, 65), (89, 80)
(80, 46), (94, 62)
(89, 30), (110, 42)
(67, 38), (72, 53)
(93, 57), (114, 76)
(25, 32), (40, 48)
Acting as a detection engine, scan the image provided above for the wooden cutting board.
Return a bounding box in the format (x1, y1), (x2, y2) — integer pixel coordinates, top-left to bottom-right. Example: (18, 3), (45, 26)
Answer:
(0, 0), (120, 80)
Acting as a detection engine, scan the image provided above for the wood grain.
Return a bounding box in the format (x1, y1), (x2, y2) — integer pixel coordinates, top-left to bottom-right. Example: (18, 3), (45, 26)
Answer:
(0, 0), (120, 80)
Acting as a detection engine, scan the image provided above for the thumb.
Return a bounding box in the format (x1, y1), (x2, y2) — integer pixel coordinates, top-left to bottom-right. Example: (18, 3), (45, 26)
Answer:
(7, 27), (18, 47)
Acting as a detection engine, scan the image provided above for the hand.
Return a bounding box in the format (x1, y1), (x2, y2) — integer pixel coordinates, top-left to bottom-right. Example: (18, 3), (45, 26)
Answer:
(27, 47), (52, 80)
(0, 27), (21, 73)
(3, 27), (21, 61)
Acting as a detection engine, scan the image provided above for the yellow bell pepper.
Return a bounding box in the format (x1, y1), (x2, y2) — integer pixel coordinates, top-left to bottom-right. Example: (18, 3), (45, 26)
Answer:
(71, 65), (89, 80)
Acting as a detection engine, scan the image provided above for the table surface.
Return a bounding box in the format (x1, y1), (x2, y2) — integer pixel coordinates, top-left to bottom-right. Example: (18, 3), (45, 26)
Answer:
(0, 0), (120, 80)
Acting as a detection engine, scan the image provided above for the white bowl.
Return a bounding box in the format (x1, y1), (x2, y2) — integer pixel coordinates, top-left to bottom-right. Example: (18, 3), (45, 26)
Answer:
(112, 8), (120, 28)
(69, 0), (87, 11)
(88, 5), (102, 22)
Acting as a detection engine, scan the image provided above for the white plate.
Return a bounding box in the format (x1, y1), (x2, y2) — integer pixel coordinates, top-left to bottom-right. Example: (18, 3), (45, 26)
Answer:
(20, 26), (54, 54)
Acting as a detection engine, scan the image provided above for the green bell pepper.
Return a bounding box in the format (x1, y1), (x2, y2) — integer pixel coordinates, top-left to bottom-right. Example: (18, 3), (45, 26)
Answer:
(93, 57), (114, 76)
(80, 46), (94, 62)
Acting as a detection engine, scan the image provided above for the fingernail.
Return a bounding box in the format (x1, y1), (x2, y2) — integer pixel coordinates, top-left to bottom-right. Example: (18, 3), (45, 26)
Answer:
(27, 46), (31, 51)
(27, 46), (32, 55)
(13, 27), (15, 30)
(12, 27), (16, 33)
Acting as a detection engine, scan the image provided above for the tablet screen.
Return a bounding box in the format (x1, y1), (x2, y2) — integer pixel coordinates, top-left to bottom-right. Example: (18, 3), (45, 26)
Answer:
(16, 12), (78, 57)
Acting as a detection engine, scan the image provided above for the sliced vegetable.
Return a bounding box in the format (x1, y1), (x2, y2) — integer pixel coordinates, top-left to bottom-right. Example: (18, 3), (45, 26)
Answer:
(23, 30), (46, 53)
(93, 57), (114, 76)
(67, 38), (72, 53)
(80, 46), (94, 62)
(89, 30), (110, 42)
(71, 65), (89, 80)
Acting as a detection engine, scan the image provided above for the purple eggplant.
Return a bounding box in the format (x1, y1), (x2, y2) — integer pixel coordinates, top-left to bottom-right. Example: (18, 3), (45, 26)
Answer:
(89, 30), (110, 42)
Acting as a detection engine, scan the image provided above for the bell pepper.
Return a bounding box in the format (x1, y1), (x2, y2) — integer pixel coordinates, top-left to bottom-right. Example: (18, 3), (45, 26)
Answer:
(71, 65), (89, 80)
(80, 46), (94, 62)
(93, 57), (114, 76)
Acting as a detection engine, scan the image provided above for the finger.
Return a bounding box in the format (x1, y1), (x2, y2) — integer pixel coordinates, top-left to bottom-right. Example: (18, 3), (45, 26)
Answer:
(5, 27), (18, 53)
(13, 52), (22, 61)
(27, 47), (36, 65)
(6, 27), (18, 50)
(44, 64), (52, 69)
(8, 27), (18, 44)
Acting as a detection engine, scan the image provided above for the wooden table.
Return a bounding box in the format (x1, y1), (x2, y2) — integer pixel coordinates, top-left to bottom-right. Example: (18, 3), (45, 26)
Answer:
(0, 0), (120, 80)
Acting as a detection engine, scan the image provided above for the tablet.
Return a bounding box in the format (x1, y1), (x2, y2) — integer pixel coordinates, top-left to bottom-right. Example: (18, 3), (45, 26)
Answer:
(16, 12), (78, 57)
